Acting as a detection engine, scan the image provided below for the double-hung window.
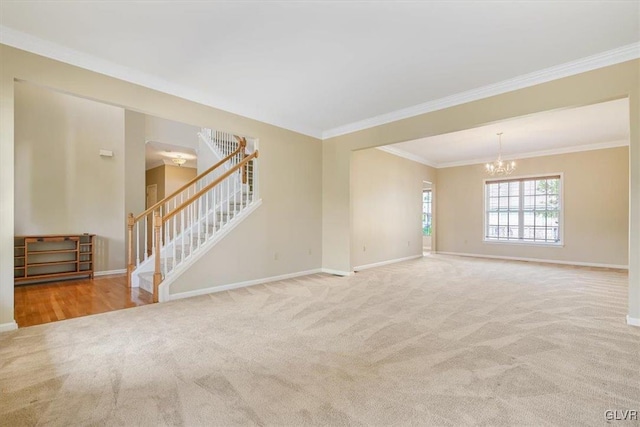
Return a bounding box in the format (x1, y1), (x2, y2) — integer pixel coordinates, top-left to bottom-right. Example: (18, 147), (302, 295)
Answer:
(485, 175), (562, 245)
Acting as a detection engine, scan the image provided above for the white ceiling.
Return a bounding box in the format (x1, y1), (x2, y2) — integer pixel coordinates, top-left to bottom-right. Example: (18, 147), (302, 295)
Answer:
(384, 98), (630, 168)
(1, 2), (638, 138)
(146, 141), (197, 171)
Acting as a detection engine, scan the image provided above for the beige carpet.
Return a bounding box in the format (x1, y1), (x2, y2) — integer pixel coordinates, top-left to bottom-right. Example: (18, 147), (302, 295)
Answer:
(1, 255), (639, 426)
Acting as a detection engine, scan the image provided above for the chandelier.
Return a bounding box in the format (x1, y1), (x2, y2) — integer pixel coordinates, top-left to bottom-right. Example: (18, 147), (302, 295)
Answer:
(485, 132), (516, 176)
(172, 156), (186, 166)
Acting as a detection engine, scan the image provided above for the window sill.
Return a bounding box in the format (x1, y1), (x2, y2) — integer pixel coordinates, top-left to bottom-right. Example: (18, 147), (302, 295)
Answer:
(483, 239), (564, 248)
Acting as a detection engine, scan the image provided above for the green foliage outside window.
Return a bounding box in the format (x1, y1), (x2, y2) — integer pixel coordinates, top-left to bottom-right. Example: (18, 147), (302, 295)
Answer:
(422, 190), (432, 236)
(535, 179), (559, 220)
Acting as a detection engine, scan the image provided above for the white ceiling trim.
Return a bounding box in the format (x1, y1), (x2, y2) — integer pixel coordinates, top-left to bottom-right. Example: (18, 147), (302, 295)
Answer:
(375, 146), (437, 168)
(381, 139), (629, 169)
(322, 42), (640, 140)
(2, 25), (638, 142)
(437, 139), (629, 169)
(146, 159), (197, 170)
(0, 25), (323, 139)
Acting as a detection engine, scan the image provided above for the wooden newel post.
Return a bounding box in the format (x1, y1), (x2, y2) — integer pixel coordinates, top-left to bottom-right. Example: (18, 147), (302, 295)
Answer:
(127, 213), (134, 288)
(153, 211), (162, 303)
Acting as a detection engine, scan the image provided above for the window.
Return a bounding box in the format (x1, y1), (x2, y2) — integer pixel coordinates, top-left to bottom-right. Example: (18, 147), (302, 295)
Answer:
(485, 175), (561, 244)
(422, 190), (432, 236)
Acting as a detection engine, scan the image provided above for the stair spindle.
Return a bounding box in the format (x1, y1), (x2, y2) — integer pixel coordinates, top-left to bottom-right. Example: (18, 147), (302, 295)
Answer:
(153, 211), (161, 303)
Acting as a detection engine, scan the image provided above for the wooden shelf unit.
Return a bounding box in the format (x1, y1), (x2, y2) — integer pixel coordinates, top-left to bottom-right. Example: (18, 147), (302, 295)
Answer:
(14, 234), (95, 284)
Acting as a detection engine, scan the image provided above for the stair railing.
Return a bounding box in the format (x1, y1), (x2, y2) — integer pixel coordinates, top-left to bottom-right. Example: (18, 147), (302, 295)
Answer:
(151, 150), (259, 301)
(200, 129), (244, 170)
(127, 139), (246, 291)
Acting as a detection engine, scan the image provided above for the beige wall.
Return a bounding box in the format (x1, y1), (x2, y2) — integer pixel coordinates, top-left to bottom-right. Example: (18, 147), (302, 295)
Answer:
(172, 131), (322, 294)
(322, 59), (639, 321)
(124, 110), (146, 259)
(1, 44), (639, 326)
(144, 164), (196, 204)
(436, 147), (629, 267)
(350, 148), (436, 268)
(145, 166), (165, 202)
(14, 82), (126, 272)
(164, 165), (197, 196)
(0, 45), (322, 327)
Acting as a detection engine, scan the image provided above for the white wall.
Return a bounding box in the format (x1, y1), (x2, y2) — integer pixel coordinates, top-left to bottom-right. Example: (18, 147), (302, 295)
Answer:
(145, 115), (199, 150)
(197, 136), (218, 175)
(14, 82), (126, 272)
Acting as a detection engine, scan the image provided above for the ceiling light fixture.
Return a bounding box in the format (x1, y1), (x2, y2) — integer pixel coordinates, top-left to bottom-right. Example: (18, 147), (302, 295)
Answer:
(172, 157), (186, 166)
(485, 132), (516, 176)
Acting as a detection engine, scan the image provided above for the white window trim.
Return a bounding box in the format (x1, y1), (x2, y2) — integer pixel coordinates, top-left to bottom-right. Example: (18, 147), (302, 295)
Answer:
(422, 189), (433, 237)
(482, 172), (564, 247)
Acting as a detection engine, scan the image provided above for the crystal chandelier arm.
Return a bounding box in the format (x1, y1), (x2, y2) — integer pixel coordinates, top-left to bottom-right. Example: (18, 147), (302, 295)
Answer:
(485, 132), (516, 176)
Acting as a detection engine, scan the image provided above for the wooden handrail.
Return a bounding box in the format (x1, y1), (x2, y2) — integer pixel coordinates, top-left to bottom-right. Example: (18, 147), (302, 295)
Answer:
(163, 151), (258, 223)
(134, 142), (245, 222)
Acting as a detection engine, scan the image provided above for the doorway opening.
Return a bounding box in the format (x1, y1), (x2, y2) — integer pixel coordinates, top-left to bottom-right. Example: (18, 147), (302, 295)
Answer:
(422, 181), (433, 255)
(13, 81), (203, 328)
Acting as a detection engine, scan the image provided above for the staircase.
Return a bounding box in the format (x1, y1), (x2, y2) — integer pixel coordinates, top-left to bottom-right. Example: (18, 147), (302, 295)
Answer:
(127, 130), (259, 302)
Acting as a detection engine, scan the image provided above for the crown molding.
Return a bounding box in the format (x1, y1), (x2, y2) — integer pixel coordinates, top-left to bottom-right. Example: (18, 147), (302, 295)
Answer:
(2, 25), (637, 142)
(0, 25), (323, 139)
(378, 139), (628, 169)
(436, 139), (629, 169)
(375, 146), (436, 168)
(322, 42), (640, 140)
(145, 159), (197, 170)
(164, 159), (197, 169)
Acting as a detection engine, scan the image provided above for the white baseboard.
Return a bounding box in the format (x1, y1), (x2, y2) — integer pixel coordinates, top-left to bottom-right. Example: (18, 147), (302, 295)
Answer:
(168, 268), (323, 301)
(321, 268), (354, 276)
(354, 254), (423, 272)
(0, 321), (18, 333)
(94, 269), (127, 277)
(158, 200), (263, 302)
(627, 316), (640, 327)
(434, 251), (628, 270)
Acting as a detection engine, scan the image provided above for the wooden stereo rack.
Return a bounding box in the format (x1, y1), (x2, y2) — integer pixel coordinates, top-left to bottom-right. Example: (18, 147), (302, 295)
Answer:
(14, 234), (95, 284)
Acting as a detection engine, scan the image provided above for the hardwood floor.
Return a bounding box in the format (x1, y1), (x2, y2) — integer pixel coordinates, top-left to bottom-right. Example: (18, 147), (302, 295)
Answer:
(14, 274), (154, 328)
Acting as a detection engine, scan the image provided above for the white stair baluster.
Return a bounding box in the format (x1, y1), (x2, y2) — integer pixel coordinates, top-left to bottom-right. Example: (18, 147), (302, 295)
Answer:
(172, 215), (176, 271)
(129, 128), (258, 299)
(197, 198), (201, 249)
(136, 222), (141, 266)
(181, 206), (185, 263)
(226, 177), (230, 225)
(213, 185), (217, 234)
(205, 190), (209, 239)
